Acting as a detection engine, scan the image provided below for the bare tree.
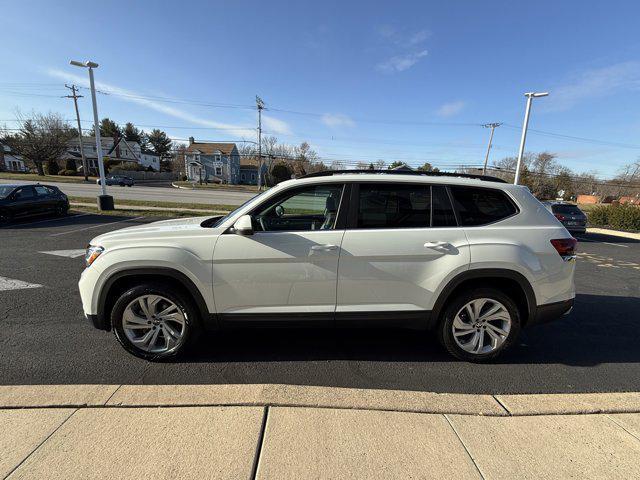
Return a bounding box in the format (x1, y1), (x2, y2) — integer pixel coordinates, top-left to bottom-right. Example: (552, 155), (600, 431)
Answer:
(3, 112), (74, 176)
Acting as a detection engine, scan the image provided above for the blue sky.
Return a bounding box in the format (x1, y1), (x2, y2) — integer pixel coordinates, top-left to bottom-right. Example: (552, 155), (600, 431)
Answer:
(1, 0), (639, 176)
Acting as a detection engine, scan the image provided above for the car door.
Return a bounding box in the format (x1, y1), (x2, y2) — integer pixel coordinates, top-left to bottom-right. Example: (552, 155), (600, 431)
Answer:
(10, 186), (38, 218)
(212, 183), (347, 322)
(336, 183), (470, 322)
(34, 185), (56, 213)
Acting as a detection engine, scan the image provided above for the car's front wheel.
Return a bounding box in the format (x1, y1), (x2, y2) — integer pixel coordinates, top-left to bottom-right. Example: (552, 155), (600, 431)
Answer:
(438, 288), (521, 362)
(111, 283), (199, 360)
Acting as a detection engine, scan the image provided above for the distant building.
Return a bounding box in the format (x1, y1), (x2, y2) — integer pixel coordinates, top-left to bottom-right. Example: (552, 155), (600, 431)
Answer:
(0, 142), (27, 172)
(184, 138), (240, 184)
(62, 136), (160, 172)
(239, 157), (268, 185)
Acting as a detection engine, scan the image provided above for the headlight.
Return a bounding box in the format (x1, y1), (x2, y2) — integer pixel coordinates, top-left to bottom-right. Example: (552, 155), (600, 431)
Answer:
(85, 245), (104, 267)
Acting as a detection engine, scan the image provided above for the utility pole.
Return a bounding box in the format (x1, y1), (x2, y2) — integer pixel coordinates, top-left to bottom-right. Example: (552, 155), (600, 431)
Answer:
(256, 96), (264, 190)
(64, 84), (89, 181)
(481, 123), (501, 175)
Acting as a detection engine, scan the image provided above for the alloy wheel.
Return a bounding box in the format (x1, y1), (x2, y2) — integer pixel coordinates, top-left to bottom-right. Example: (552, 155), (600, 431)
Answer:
(451, 298), (512, 355)
(122, 294), (187, 354)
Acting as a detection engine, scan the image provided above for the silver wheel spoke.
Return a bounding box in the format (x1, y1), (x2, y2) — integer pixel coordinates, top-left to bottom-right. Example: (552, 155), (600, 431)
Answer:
(157, 304), (178, 318)
(138, 297), (151, 318)
(486, 322), (509, 337)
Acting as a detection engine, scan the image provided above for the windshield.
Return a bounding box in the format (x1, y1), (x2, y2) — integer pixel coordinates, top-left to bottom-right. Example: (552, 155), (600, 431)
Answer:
(0, 186), (15, 198)
(206, 189), (272, 228)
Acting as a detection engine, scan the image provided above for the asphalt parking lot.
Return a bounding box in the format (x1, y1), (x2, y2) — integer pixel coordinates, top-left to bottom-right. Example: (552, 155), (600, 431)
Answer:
(1, 213), (639, 394)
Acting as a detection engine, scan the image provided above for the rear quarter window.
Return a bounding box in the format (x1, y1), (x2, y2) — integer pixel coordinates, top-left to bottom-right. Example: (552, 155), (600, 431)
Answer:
(450, 186), (518, 226)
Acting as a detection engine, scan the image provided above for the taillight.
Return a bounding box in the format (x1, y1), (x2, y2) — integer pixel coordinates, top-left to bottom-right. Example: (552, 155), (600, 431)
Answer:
(554, 213), (566, 221)
(550, 238), (577, 259)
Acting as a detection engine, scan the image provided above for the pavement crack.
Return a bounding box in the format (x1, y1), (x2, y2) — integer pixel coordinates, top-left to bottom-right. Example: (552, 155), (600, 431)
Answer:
(492, 395), (511, 415)
(250, 406), (270, 480)
(606, 414), (640, 443)
(443, 414), (487, 480)
(3, 408), (78, 480)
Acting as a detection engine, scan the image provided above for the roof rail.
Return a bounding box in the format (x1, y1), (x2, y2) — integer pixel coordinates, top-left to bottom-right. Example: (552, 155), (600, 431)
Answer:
(299, 169), (507, 183)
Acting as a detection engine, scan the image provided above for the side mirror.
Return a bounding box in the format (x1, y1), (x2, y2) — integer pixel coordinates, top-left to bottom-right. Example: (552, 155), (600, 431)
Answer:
(233, 214), (254, 235)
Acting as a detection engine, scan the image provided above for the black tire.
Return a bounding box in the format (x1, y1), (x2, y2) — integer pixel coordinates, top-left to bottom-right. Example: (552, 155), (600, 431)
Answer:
(0, 210), (12, 226)
(437, 287), (521, 362)
(55, 203), (69, 216)
(111, 283), (200, 361)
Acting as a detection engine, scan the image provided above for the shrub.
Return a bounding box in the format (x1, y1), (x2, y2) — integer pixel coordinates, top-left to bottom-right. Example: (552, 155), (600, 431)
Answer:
(57, 169), (78, 176)
(588, 204), (640, 231)
(44, 160), (59, 175)
(588, 205), (609, 226)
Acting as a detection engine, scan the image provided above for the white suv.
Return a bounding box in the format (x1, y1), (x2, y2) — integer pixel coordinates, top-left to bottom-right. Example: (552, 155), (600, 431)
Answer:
(79, 171), (576, 362)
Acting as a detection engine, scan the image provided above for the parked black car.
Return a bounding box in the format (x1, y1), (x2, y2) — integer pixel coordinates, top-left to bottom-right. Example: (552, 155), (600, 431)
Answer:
(543, 201), (587, 234)
(96, 175), (135, 187)
(0, 184), (70, 225)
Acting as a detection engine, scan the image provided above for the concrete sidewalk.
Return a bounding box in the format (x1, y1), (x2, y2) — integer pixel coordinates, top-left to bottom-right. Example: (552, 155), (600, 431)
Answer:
(2, 385), (640, 479)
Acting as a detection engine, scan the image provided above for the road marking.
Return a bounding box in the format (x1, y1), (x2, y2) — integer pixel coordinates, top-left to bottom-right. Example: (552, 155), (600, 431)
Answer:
(49, 216), (145, 237)
(0, 276), (42, 292)
(602, 242), (629, 248)
(0, 213), (91, 228)
(575, 236), (628, 248)
(39, 249), (86, 258)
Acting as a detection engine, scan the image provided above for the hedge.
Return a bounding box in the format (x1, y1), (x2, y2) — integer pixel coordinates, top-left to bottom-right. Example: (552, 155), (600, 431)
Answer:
(588, 204), (640, 232)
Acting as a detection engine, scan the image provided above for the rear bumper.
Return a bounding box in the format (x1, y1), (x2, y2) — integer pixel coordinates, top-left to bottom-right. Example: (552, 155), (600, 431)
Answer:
(529, 298), (574, 326)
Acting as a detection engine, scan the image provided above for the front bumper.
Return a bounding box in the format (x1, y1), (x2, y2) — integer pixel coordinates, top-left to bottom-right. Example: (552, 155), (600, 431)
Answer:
(529, 298), (574, 326)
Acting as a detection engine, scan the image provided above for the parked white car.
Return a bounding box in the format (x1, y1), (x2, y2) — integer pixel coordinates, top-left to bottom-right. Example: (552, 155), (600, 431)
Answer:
(79, 171), (576, 362)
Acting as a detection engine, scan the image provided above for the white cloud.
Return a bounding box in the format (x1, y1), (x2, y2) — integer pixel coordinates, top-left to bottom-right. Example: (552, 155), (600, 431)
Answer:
(262, 114), (292, 135)
(546, 61), (640, 112)
(375, 26), (430, 74)
(437, 100), (466, 117)
(377, 50), (428, 73)
(45, 68), (259, 138)
(321, 113), (355, 128)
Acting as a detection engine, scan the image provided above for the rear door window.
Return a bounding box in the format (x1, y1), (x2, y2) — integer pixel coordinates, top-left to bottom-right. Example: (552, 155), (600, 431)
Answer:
(357, 184), (431, 229)
(432, 185), (457, 227)
(450, 186), (518, 226)
(35, 186), (54, 196)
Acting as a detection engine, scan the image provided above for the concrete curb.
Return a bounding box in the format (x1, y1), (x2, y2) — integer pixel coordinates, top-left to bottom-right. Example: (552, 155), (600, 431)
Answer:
(171, 181), (193, 190)
(586, 227), (640, 240)
(2, 385), (640, 417)
(70, 202), (229, 215)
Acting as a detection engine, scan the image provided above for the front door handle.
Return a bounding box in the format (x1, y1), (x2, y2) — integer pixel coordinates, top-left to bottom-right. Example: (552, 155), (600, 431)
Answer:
(424, 241), (450, 249)
(311, 244), (338, 251)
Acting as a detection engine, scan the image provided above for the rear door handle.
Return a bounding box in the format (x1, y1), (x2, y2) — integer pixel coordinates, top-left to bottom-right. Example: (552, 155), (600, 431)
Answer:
(423, 241), (450, 249)
(311, 244), (338, 251)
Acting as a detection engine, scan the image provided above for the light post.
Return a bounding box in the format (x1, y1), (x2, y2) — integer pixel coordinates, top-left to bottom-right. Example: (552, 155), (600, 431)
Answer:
(514, 92), (548, 185)
(69, 60), (114, 210)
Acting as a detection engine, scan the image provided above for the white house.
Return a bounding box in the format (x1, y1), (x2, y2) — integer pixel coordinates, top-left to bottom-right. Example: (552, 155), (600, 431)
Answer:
(0, 143), (27, 172)
(63, 136), (159, 172)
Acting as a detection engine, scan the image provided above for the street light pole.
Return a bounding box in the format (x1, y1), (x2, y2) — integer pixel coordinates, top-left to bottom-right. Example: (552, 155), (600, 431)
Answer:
(256, 96), (264, 190)
(482, 123), (501, 175)
(514, 92), (548, 185)
(70, 60), (114, 210)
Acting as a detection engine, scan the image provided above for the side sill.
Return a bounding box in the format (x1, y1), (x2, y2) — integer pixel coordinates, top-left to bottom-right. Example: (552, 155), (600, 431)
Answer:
(218, 310), (431, 330)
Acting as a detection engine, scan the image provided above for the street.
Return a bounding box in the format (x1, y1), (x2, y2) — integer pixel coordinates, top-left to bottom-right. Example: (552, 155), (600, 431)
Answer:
(1, 212), (638, 394)
(0, 179), (256, 206)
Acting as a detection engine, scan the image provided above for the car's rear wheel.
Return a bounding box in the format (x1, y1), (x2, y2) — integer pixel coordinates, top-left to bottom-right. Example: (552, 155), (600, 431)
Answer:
(111, 283), (199, 361)
(54, 203), (68, 216)
(438, 288), (521, 362)
(0, 210), (12, 226)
